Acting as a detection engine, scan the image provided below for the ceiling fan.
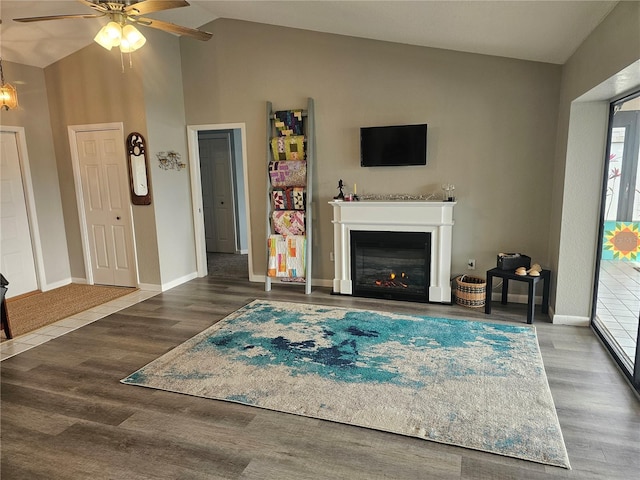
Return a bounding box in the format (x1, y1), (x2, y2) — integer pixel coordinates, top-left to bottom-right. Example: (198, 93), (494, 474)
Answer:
(14, 1), (212, 53)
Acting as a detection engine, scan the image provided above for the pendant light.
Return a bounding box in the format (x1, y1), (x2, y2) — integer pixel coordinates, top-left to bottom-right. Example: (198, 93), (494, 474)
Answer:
(0, 58), (18, 111)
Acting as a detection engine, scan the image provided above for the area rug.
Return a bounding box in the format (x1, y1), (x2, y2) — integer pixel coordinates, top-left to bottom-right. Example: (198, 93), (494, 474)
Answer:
(5, 284), (136, 338)
(121, 300), (570, 469)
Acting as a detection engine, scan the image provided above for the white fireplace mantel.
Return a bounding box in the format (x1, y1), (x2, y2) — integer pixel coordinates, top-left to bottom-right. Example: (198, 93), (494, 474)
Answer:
(329, 200), (456, 303)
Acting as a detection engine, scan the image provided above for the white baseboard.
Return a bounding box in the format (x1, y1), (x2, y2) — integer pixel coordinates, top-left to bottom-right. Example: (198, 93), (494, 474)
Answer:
(551, 314), (590, 326)
(41, 277), (72, 292)
(249, 272), (262, 283)
(138, 283), (162, 292)
(71, 277), (88, 285)
(161, 272), (198, 292)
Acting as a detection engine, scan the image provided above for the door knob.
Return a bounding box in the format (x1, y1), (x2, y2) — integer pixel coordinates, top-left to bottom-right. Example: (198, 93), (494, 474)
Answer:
(116, 216), (121, 220)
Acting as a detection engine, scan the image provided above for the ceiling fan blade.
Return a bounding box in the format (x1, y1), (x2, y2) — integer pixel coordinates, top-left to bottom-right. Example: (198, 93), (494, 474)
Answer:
(14, 13), (105, 23)
(125, 1), (190, 16)
(75, 0), (109, 13)
(136, 17), (212, 41)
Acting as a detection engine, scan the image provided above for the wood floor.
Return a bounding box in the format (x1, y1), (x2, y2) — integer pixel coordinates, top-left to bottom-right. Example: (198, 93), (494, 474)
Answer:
(2, 275), (639, 479)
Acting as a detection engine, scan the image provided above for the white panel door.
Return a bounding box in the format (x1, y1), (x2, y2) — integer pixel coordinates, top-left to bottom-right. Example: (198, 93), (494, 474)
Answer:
(0, 132), (38, 297)
(76, 130), (136, 287)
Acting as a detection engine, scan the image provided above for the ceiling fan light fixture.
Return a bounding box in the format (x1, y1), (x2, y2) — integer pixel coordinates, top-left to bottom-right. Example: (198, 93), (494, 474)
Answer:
(120, 24), (146, 53)
(94, 21), (123, 50)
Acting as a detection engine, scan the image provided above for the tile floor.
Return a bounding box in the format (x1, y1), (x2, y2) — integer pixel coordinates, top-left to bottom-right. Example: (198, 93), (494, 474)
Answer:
(1, 289), (159, 361)
(596, 259), (640, 366)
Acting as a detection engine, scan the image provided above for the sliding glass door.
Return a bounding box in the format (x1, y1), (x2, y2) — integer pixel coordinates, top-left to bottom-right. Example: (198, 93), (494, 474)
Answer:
(593, 91), (640, 393)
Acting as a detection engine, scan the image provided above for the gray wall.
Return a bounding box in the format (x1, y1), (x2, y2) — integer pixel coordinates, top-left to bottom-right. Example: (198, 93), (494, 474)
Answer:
(139, 29), (196, 287)
(549, 1), (640, 323)
(0, 61), (71, 289)
(181, 19), (562, 287)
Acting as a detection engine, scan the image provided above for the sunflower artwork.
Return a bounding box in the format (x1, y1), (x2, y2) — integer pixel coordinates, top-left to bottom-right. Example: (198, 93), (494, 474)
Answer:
(602, 221), (640, 260)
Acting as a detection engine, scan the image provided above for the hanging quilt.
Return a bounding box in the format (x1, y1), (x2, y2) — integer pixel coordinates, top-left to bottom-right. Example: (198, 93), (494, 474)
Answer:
(274, 110), (304, 136)
(272, 187), (306, 210)
(602, 221), (640, 260)
(271, 135), (305, 161)
(272, 211), (305, 236)
(267, 234), (306, 278)
(269, 160), (307, 187)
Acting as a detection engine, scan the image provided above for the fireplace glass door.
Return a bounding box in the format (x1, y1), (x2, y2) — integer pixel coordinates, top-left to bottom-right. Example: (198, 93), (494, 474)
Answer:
(350, 231), (430, 302)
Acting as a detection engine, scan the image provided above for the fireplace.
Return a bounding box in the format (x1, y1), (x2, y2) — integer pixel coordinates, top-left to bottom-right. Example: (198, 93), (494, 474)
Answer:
(330, 200), (455, 303)
(351, 231), (431, 302)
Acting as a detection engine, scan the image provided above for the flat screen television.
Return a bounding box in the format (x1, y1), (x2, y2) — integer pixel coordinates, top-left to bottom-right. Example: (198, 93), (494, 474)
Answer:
(360, 124), (427, 167)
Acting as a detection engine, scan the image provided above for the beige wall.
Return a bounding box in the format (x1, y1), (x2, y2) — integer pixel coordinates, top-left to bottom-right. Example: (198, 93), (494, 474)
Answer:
(44, 43), (161, 285)
(550, 1), (640, 323)
(181, 19), (562, 285)
(0, 61), (71, 288)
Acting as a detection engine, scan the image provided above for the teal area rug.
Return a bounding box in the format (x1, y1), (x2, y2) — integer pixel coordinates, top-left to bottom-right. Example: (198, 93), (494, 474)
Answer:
(122, 300), (570, 469)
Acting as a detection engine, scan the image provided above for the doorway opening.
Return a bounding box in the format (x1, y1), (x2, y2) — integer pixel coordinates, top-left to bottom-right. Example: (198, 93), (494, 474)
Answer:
(187, 124), (250, 279)
(0, 127), (45, 297)
(593, 90), (640, 392)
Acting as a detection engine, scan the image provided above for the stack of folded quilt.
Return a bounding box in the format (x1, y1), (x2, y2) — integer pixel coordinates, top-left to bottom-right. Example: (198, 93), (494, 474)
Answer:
(267, 110), (307, 279)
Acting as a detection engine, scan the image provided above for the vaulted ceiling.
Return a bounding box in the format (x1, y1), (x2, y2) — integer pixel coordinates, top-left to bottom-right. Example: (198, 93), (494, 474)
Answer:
(0, 1), (618, 69)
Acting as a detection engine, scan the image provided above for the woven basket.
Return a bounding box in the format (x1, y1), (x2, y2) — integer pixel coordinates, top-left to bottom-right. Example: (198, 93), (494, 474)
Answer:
(455, 275), (486, 308)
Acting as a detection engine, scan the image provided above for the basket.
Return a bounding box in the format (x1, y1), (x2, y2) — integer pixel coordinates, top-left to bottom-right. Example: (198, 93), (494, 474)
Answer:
(455, 275), (486, 308)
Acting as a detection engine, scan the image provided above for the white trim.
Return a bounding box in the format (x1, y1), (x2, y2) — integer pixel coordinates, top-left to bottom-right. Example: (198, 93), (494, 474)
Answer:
(71, 276), (88, 284)
(138, 282), (162, 292)
(67, 122), (138, 287)
(161, 271), (197, 291)
(329, 201), (455, 303)
(186, 123), (252, 279)
(0, 126), (47, 293)
(42, 278), (72, 292)
(552, 314), (590, 326)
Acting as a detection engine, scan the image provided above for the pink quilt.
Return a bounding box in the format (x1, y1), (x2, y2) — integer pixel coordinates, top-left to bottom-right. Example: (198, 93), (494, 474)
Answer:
(269, 161), (306, 188)
(272, 211), (305, 236)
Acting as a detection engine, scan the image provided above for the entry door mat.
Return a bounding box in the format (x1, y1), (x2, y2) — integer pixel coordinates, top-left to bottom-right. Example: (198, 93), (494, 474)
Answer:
(5, 284), (136, 338)
(122, 300), (570, 469)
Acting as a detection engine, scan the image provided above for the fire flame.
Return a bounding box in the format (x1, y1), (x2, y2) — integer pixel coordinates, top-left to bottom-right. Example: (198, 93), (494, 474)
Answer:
(374, 271), (409, 288)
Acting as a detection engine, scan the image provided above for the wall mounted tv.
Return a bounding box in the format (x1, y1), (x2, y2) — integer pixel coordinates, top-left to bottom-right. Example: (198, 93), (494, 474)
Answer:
(360, 123), (427, 167)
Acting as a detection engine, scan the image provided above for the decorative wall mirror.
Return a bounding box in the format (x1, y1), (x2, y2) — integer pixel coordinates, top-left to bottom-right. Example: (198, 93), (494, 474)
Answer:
(126, 132), (152, 205)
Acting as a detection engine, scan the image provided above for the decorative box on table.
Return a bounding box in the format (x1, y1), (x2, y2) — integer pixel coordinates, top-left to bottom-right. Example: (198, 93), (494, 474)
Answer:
(497, 253), (531, 271)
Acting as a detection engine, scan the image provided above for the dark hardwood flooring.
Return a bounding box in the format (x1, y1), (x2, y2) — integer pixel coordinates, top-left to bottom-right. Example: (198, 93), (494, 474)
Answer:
(1, 275), (639, 479)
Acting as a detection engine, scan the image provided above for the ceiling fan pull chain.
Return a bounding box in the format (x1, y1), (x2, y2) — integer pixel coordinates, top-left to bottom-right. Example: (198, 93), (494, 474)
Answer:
(120, 50), (125, 73)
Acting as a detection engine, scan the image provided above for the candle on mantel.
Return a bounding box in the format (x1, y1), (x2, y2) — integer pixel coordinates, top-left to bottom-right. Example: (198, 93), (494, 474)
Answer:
(354, 183), (357, 195)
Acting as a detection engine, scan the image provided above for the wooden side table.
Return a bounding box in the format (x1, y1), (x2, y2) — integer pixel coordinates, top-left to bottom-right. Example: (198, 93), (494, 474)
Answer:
(484, 267), (550, 324)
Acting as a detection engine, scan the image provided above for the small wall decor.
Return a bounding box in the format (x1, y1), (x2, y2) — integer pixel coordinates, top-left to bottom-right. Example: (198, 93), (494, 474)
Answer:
(126, 132), (152, 205)
(157, 151), (185, 171)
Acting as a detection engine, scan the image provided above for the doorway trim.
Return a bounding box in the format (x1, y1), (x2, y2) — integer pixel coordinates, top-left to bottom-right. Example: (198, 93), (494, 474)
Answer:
(186, 123), (253, 279)
(0, 126), (46, 292)
(68, 122), (138, 285)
